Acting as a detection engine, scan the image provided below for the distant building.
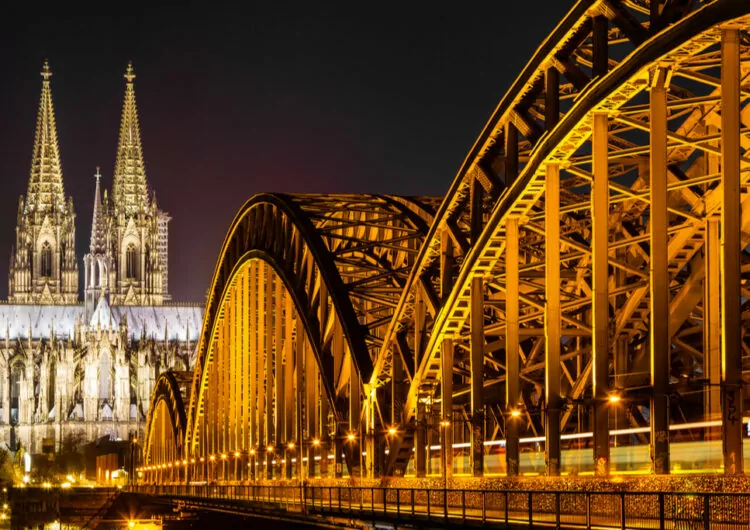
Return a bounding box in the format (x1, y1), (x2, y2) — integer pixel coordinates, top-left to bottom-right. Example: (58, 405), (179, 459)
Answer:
(1, 62), (203, 454)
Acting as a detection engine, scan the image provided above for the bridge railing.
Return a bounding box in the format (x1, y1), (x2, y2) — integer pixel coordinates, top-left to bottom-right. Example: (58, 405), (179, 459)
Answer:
(131, 484), (750, 529)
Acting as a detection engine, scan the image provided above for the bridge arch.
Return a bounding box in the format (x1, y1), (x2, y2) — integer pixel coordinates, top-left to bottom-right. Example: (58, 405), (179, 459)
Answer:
(182, 193), (434, 481)
(142, 371), (191, 484)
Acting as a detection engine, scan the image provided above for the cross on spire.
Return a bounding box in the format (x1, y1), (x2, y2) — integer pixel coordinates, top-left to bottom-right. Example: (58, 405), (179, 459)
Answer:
(41, 60), (52, 82)
(124, 61), (136, 83)
(95, 166), (101, 182)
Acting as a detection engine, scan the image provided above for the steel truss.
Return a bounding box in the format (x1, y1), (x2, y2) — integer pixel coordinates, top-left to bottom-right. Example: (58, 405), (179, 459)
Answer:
(142, 0), (750, 483)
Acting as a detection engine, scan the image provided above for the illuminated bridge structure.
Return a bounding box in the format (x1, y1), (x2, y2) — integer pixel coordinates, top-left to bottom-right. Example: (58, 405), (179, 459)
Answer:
(142, 0), (750, 484)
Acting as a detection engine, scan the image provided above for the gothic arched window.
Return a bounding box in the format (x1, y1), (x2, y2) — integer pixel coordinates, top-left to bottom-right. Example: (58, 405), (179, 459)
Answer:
(126, 244), (137, 280)
(40, 242), (52, 278)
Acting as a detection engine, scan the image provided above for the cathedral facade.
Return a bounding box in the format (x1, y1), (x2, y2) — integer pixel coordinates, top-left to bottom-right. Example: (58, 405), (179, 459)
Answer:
(1, 62), (203, 455)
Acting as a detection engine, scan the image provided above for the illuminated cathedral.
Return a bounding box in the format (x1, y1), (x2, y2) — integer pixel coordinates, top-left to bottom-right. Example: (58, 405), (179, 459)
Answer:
(1, 62), (203, 454)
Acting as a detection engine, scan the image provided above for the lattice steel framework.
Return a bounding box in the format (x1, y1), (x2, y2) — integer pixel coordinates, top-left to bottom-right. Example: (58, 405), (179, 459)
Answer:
(142, 0), (750, 483)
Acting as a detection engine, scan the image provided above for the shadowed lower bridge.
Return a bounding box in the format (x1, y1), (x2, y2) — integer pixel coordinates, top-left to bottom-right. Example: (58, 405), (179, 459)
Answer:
(139, 3), (750, 507)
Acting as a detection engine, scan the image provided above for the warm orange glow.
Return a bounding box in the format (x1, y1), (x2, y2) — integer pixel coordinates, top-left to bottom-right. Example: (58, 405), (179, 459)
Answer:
(287, 442), (296, 450)
(209, 455), (216, 462)
(388, 427), (397, 436)
(199, 457), (205, 463)
(608, 394), (622, 404)
(312, 438), (320, 447)
(190, 458), (196, 464)
(234, 451), (241, 458)
(510, 409), (522, 418)
(347, 432), (356, 441)
(220, 453), (228, 460)
(266, 445), (274, 453)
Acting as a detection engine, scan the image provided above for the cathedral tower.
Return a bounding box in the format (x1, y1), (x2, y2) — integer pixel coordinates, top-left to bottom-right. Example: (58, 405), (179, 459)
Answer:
(83, 168), (112, 317)
(109, 62), (170, 305)
(8, 61), (78, 304)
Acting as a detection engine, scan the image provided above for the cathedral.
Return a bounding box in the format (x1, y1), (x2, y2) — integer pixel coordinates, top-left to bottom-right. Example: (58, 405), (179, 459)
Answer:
(0, 62), (203, 455)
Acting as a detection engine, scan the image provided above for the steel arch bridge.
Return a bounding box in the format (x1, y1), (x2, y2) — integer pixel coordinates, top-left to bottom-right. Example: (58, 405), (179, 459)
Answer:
(142, 0), (750, 484)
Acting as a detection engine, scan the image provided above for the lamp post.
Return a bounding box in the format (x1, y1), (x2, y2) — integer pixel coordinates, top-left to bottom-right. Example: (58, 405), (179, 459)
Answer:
(129, 436), (138, 486)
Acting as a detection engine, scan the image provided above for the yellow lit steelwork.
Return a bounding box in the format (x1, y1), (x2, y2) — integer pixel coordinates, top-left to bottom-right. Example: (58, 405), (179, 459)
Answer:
(141, 1), (750, 485)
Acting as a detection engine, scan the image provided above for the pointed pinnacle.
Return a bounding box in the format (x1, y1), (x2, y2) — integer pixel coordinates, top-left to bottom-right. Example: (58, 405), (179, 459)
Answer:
(41, 60), (52, 81)
(124, 61), (136, 83)
(95, 166), (102, 183)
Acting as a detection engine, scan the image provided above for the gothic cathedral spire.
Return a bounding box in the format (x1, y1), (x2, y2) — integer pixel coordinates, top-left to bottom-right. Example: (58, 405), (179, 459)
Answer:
(108, 62), (170, 305)
(84, 167), (112, 317)
(112, 62), (150, 215)
(8, 61), (78, 304)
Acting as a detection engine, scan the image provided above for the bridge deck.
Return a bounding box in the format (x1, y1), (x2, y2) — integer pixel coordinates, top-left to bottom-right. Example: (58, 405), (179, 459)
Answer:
(133, 484), (750, 529)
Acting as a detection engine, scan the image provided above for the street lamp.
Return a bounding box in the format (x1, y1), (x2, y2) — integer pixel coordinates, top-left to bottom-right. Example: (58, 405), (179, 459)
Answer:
(346, 432), (363, 486)
(129, 436), (139, 486)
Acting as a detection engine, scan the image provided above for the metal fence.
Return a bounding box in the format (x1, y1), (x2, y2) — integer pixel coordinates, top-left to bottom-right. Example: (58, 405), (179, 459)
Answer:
(132, 484), (750, 529)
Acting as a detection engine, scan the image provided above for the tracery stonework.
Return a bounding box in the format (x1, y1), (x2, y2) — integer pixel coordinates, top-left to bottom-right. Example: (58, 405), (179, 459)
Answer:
(2, 62), (203, 455)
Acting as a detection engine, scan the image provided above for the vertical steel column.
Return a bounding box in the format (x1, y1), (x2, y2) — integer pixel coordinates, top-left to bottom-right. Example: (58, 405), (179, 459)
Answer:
(415, 399), (427, 478)
(306, 350), (317, 478)
(441, 338), (454, 479)
(720, 27), (743, 475)
(470, 275), (485, 477)
(266, 273), (275, 479)
(276, 282), (285, 449)
(592, 112), (610, 477)
(349, 355), (361, 478)
(505, 122), (518, 186)
(441, 230), (455, 303)
(249, 262), (258, 460)
(505, 217), (520, 477)
(592, 15), (609, 78)
(242, 268), (250, 469)
(650, 70), (670, 475)
(295, 319), (305, 480)
(545, 67), (560, 131)
(545, 163), (561, 477)
(704, 218), (721, 425)
(332, 322), (344, 479)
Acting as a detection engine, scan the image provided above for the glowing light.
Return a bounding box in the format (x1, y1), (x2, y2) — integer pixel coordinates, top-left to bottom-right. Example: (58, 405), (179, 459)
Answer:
(510, 409), (522, 418)
(347, 432), (356, 441)
(220, 453), (228, 460)
(200, 457), (205, 463)
(440, 420), (451, 427)
(191, 458), (196, 464)
(608, 394), (622, 404)
(287, 442), (295, 450)
(129, 522), (136, 528)
(388, 427), (397, 436)
(312, 438), (320, 447)
(249, 449), (256, 456)
(60, 482), (71, 489)
(234, 451), (241, 458)
(266, 445), (274, 453)
(209, 455), (216, 462)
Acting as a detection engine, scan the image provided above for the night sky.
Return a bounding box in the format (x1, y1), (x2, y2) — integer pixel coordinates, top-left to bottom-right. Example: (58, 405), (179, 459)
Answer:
(0, 3), (570, 302)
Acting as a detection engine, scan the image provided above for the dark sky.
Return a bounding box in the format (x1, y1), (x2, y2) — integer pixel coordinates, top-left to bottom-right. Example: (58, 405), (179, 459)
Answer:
(0, 2), (570, 302)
